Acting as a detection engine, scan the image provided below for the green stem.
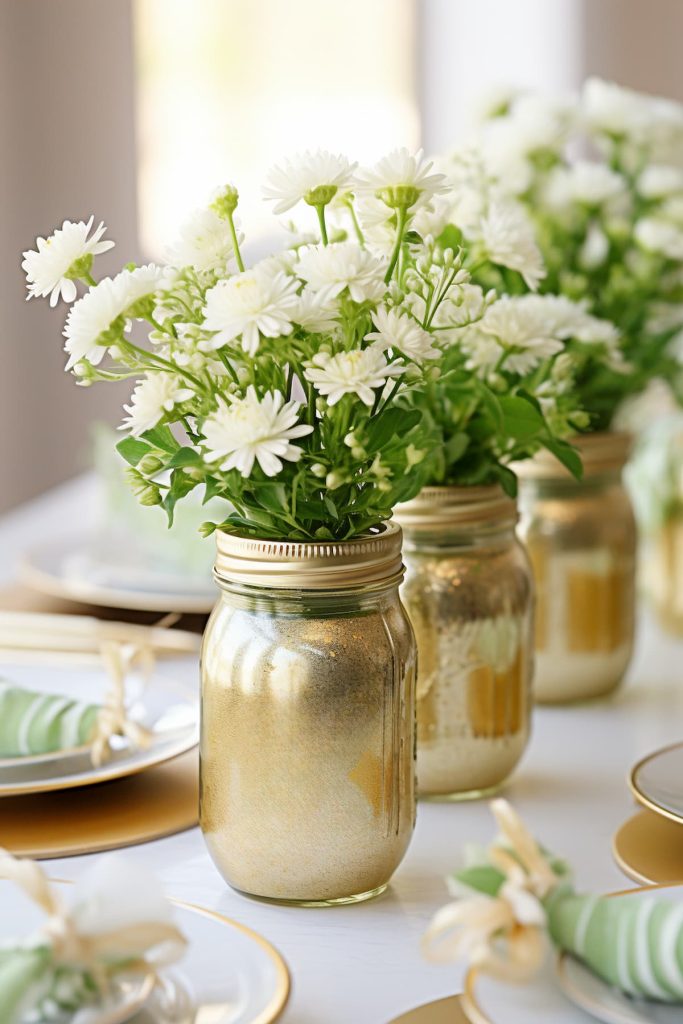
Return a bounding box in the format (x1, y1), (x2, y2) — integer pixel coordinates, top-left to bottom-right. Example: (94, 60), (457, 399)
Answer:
(347, 202), (365, 246)
(83, 271), (97, 287)
(316, 205), (329, 246)
(125, 341), (204, 390)
(228, 212), (245, 272)
(217, 349), (240, 385)
(385, 206), (408, 283)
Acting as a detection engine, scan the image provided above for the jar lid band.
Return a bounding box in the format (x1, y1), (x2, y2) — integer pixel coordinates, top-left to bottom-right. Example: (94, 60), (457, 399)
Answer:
(214, 521), (404, 589)
(514, 431), (632, 481)
(395, 486), (517, 532)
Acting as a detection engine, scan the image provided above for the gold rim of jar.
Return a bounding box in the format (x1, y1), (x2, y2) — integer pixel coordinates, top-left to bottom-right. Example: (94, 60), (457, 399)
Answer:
(514, 431), (632, 481)
(214, 521), (404, 590)
(394, 485), (518, 533)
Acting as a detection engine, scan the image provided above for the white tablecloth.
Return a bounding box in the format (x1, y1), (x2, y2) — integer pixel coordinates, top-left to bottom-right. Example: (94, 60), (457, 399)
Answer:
(1, 475), (681, 1023)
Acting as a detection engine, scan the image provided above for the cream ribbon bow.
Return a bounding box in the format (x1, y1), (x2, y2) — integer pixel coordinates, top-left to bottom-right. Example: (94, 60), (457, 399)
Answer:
(0, 849), (186, 994)
(89, 641), (154, 767)
(423, 799), (560, 985)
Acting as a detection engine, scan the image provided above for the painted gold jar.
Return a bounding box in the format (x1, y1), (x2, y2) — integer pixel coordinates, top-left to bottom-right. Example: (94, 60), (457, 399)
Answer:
(200, 523), (416, 906)
(516, 432), (636, 703)
(396, 487), (533, 800)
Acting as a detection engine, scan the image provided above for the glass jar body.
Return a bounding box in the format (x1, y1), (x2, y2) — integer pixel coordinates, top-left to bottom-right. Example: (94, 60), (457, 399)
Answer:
(517, 437), (636, 703)
(399, 489), (534, 799)
(200, 580), (416, 905)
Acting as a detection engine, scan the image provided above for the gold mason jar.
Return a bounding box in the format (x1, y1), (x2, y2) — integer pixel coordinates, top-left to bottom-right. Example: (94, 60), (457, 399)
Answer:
(516, 432), (636, 703)
(200, 522), (417, 906)
(395, 487), (534, 800)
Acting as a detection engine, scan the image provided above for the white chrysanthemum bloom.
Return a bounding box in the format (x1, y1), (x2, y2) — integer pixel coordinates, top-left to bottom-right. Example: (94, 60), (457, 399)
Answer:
(522, 294), (619, 348)
(23, 216), (114, 306)
(479, 94), (572, 194)
(355, 148), (448, 212)
(543, 161), (626, 209)
(637, 165), (683, 200)
(202, 265), (299, 356)
(581, 78), (651, 138)
(292, 289), (339, 333)
(63, 264), (163, 370)
(297, 243), (386, 304)
(478, 296), (566, 374)
(635, 217), (683, 261)
(305, 346), (403, 406)
(412, 195), (453, 240)
(477, 201), (546, 290)
(365, 306), (440, 362)
(167, 208), (239, 272)
(120, 373), (194, 436)
(202, 387), (313, 477)
(263, 150), (357, 214)
(579, 223), (610, 270)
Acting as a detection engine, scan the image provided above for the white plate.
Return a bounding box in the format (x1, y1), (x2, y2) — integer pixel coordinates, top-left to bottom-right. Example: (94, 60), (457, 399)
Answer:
(1, 881), (290, 1024)
(0, 657), (199, 796)
(20, 535), (216, 614)
(630, 742), (683, 825)
(555, 885), (683, 1024)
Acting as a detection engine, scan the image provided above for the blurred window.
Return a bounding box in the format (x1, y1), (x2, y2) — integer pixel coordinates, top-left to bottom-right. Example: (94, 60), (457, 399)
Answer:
(134, 0), (419, 257)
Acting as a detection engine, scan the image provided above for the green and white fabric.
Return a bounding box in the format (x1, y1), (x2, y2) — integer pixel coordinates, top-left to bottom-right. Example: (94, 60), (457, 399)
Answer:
(0, 680), (100, 757)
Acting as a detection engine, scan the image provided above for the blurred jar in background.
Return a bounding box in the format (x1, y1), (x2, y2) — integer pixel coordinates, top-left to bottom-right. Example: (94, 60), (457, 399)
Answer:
(517, 433), (636, 704)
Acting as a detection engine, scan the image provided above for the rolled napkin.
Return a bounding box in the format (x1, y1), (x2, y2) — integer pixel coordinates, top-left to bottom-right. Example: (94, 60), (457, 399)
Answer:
(424, 799), (683, 1004)
(0, 850), (186, 1024)
(0, 642), (152, 767)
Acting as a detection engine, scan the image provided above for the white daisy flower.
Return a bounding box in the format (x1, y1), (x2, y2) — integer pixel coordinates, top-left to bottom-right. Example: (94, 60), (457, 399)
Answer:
(23, 216), (114, 306)
(202, 264), (299, 356)
(365, 306), (440, 361)
(202, 387), (313, 477)
(478, 201), (546, 290)
(635, 217), (683, 261)
(167, 208), (239, 272)
(543, 161), (627, 209)
(478, 296), (565, 374)
(63, 264), (163, 370)
(412, 195), (453, 241)
(292, 289), (340, 333)
(355, 148), (448, 211)
(637, 165), (683, 199)
(305, 346), (403, 406)
(120, 373), (194, 436)
(263, 150), (357, 214)
(581, 78), (651, 139)
(296, 243), (386, 304)
(578, 223), (610, 270)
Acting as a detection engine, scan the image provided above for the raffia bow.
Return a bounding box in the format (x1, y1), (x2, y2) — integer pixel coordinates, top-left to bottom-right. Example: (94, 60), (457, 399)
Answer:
(89, 641), (154, 768)
(0, 849), (186, 1002)
(423, 799), (561, 985)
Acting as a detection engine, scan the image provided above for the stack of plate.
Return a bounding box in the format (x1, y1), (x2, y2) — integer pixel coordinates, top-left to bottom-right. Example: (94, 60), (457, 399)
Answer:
(0, 652), (200, 857)
(613, 742), (683, 884)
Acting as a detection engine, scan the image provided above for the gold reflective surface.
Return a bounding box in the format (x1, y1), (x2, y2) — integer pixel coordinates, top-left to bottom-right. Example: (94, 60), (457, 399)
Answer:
(200, 556), (416, 904)
(517, 433), (636, 704)
(397, 487), (533, 800)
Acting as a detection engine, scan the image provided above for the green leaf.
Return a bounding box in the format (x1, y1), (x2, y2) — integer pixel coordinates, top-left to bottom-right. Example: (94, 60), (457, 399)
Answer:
(542, 437), (583, 480)
(438, 224), (464, 252)
(499, 395), (546, 441)
(323, 495), (339, 519)
(253, 484), (288, 514)
(162, 469), (198, 527)
(444, 432), (469, 465)
(367, 408), (421, 449)
(116, 437), (151, 467)
(203, 478), (225, 504)
(141, 425), (181, 454)
(167, 447), (202, 468)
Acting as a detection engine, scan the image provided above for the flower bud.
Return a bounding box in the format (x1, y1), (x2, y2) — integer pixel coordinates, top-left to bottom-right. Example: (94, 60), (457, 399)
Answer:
(378, 480), (392, 492)
(326, 471), (346, 490)
(304, 184), (338, 207)
(351, 446), (366, 460)
(138, 454), (165, 475)
(311, 463), (327, 478)
(211, 185), (239, 218)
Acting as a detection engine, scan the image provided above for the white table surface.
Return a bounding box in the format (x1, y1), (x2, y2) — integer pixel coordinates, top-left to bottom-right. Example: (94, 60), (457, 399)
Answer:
(1, 474), (682, 1024)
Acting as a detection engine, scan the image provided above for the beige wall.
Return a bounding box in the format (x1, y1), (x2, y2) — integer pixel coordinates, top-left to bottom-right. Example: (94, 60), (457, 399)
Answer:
(0, 0), (138, 514)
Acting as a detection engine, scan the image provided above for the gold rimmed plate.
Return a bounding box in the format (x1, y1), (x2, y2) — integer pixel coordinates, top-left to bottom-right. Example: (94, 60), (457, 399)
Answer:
(613, 809), (683, 884)
(629, 741), (683, 825)
(386, 995), (470, 1023)
(1, 880), (290, 1024)
(0, 657), (198, 796)
(20, 535), (216, 615)
(555, 884), (683, 1024)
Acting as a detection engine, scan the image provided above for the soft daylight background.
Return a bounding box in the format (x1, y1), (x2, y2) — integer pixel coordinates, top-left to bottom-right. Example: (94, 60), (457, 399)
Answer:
(2, 0), (682, 513)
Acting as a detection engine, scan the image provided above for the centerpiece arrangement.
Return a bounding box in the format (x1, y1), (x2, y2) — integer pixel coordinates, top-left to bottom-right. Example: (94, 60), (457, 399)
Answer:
(24, 146), (603, 900)
(447, 78), (683, 702)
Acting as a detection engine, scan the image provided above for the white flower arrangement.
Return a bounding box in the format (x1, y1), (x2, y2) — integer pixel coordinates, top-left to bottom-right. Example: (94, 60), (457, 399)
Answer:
(25, 146), (595, 536)
(450, 77), (683, 430)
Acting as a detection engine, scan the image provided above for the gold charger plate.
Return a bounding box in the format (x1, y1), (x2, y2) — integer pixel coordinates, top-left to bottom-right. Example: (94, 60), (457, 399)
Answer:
(387, 995), (470, 1023)
(629, 740), (683, 825)
(0, 749), (198, 858)
(612, 809), (683, 884)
